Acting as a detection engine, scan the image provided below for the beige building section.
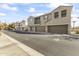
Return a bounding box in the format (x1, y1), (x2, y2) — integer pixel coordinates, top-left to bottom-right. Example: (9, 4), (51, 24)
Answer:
(15, 20), (28, 31)
(27, 6), (72, 34)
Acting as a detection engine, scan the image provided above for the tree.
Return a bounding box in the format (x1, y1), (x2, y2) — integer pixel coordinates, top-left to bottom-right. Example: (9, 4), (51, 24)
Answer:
(2, 23), (8, 30)
(7, 23), (15, 30)
(0, 23), (5, 30)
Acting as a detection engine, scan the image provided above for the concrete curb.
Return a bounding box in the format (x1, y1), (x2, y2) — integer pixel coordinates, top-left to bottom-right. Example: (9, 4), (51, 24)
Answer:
(1, 32), (44, 56)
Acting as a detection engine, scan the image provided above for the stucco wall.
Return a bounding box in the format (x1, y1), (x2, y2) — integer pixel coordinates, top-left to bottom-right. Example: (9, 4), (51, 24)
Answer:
(27, 6), (72, 34)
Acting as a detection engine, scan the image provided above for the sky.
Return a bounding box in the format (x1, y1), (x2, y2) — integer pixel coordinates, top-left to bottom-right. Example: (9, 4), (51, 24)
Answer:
(0, 3), (79, 27)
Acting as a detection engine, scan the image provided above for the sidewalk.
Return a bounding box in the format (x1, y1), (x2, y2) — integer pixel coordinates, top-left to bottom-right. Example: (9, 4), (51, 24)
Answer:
(0, 32), (43, 56)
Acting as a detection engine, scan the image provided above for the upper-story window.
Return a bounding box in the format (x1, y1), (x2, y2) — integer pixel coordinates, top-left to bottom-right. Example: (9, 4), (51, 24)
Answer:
(34, 17), (40, 24)
(61, 10), (67, 17)
(43, 15), (48, 20)
(54, 12), (59, 18)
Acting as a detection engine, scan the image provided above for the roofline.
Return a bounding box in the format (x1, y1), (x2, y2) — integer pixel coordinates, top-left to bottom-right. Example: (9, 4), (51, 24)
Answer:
(51, 5), (73, 13)
(32, 5), (73, 18)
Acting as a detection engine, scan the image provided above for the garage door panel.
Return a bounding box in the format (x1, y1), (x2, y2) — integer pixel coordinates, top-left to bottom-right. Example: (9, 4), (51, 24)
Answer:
(48, 25), (68, 34)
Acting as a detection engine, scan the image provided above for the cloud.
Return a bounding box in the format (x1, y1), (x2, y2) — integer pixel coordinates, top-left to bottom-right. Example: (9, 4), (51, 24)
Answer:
(71, 8), (79, 18)
(26, 6), (47, 17)
(29, 12), (46, 17)
(0, 13), (6, 16)
(71, 17), (79, 27)
(0, 4), (18, 11)
(71, 7), (79, 27)
(27, 7), (37, 13)
(71, 9), (79, 27)
(43, 3), (72, 9)
(0, 0), (79, 3)
(34, 13), (44, 16)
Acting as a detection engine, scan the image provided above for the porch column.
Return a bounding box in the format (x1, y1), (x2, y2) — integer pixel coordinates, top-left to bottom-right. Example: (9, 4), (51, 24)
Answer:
(45, 26), (48, 33)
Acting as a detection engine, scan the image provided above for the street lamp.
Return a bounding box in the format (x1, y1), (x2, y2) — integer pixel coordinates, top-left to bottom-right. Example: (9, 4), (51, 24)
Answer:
(72, 16), (79, 31)
(72, 21), (76, 31)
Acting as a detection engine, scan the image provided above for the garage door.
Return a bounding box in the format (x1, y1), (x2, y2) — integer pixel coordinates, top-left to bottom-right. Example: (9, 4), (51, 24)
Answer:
(35, 26), (45, 32)
(48, 25), (68, 34)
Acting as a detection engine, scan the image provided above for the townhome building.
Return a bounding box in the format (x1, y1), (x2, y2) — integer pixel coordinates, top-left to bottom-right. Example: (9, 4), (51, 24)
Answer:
(15, 20), (27, 31)
(27, 6), (72, 34)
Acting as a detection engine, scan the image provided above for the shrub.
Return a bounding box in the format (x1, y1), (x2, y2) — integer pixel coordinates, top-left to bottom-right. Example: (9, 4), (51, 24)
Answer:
(76, 31), (79, 34)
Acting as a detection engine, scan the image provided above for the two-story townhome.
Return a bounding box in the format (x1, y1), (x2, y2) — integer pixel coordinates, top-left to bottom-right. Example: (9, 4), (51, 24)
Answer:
(27, 6), (72, 34)
(15, 22), (20, 31)
(15, 20), (27, 31)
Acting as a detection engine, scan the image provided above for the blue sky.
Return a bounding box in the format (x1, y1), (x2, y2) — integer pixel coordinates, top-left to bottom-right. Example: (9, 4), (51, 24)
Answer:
(0, 3), (79, 27)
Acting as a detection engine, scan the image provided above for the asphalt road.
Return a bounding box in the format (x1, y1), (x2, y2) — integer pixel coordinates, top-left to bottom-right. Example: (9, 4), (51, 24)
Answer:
(2, 30), (79, 56)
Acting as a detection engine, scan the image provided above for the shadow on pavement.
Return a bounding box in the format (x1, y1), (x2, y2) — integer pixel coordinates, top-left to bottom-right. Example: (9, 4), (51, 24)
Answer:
(6, 30), (51, 35)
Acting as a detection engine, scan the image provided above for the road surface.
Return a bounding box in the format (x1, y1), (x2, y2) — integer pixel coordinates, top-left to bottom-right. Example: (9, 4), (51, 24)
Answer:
(2, 30), (79, 56)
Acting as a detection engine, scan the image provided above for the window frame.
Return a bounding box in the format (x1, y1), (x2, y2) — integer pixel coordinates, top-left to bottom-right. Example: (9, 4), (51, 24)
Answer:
(34, 17), (41, 24)
(61, 10), (67, 17)
(54, 12), (59, 18)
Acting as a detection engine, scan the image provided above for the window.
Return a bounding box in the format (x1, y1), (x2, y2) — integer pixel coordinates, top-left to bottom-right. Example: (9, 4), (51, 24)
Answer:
(61, 10), (67, 17)
(54, 12), (59, 18)
(30, 26), (33, 31)
(34, 17), (40, 24)
(43, 15), (47, 20)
